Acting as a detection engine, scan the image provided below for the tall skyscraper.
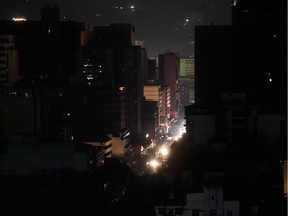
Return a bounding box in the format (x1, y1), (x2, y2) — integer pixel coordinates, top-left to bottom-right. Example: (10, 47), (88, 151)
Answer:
(82, 24), (146, 136)
(190, 0), (286, 156)
(178, 56), (195, 117)
(158, 52), (179, 119)
(195, 0), (286, 112)
(0, 3), (86, 141)
(0, 3), (84, 88)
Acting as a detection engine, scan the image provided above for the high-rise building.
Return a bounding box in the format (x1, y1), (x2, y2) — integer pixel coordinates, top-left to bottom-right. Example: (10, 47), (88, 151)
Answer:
(191, 0), (286, 159)
(194, 25), (238, 106)
(185, 1), (287, 209)
(93, 23), (135, 47)
(178, 56), (195, 117)
(0, 88), (35, 142)
(0, 35), (18, 82)
(47, 87), (125, 141)
(81, 24), (147, 136)
(146, 58), (157, 84)
(144, 85), (161, 102)
(159, 86), (171, 133)
(0, 3), (85, 88)
(158, 52), (179, 119)
(142, 100), (158, 140)
(144, 85), (161, 133)
(0, 5), (148, 142)
(195, 19), (286, 112)
(122, 46), (146, 135)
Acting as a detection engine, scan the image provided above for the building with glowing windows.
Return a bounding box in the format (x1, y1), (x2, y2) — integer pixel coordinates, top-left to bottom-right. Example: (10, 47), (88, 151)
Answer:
(159, 86), (171, 133)
(178, 56), (195, 117)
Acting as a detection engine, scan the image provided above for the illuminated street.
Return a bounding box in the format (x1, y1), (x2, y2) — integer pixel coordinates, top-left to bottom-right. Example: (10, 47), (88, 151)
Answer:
(126, 119), (186, 176)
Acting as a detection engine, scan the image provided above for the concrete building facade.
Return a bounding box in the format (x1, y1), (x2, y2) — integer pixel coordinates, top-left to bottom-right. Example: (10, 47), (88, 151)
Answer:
(158, 52), (179, 119)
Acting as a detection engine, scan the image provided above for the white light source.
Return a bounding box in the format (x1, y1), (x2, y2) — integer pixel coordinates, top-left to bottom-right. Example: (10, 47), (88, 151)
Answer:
(12, 17), (26, 22)
(160, 145), (169, 157)
(148, 159), (160, 170)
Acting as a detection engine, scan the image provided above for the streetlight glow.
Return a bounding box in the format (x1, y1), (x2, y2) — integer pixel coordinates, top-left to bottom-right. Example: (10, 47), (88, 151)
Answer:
(147, 159), (161, 173)
(160, 145), (169, 157)
(149, 159), (159, 168)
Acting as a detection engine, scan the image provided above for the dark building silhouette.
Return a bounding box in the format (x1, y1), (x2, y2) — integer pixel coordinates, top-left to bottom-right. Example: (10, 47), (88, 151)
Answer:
(0, 35), (18, 82)
(180, 1), (287, 215)
(81, 24), (147, 137)
(0, 3), (86, 142)
(142, 100), (158, 140)
(0, 7), (148, 143)
(146, 58), (157, 84)
(46, 87), (124, 141)
(93, 23), (135, 47)
(0, 4), (84, 88)
(195, 1), (286, 113)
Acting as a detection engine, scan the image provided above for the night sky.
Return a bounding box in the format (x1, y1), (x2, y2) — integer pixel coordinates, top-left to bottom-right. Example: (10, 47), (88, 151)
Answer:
(0, 0), (231, 57)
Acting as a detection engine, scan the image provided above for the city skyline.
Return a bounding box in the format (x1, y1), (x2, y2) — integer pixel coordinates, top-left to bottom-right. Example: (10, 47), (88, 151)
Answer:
(0, 0), (232, 57)
(0, 1), (286, 215)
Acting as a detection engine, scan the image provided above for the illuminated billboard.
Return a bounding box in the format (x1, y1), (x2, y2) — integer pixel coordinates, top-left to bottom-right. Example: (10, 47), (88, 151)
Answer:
(179, 58), (194, 77)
